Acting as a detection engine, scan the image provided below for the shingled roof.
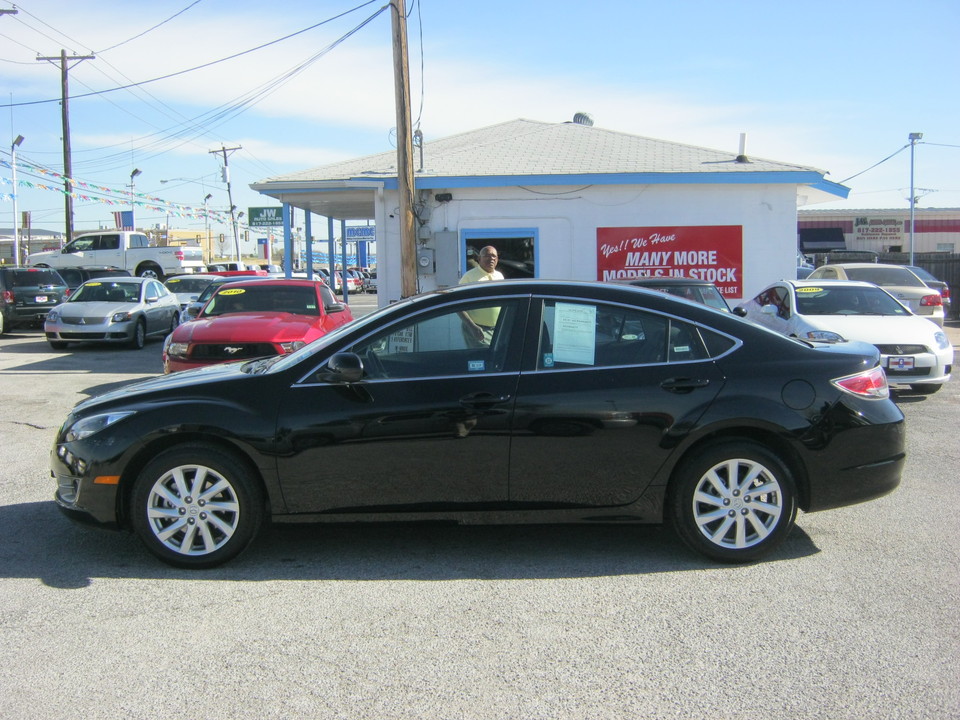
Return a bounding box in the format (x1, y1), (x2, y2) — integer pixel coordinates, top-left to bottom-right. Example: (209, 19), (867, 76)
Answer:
(255, 118), (828, 185)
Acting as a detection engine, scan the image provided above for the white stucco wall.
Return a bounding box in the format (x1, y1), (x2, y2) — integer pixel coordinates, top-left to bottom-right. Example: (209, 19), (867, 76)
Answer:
(377, 182), (801, 304)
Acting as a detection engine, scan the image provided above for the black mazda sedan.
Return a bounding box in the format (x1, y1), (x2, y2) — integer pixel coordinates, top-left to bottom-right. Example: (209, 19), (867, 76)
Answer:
(50, 280), (905, 568)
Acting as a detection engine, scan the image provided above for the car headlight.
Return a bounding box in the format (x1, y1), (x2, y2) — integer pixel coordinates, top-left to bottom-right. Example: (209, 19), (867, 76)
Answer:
(165, 342), (190, 358)
(934, 331), (950, 350)
(64, 411), (136, 442)
(280, 340), (307, 354)
(46, 310), (59, 321)
(803, 330), (846, 343)
(111, 311), (133, 323)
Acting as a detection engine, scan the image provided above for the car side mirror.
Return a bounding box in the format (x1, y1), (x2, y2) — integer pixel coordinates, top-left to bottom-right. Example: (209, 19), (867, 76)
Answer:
(733, 306), (747, 317)
(760, 305), (778, 317)
(319, 352), (364, 383)
(325, 302), (346, 314)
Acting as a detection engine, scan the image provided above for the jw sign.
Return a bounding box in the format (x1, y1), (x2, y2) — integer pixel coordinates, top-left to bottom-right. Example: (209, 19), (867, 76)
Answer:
(248, 206), (283, 228)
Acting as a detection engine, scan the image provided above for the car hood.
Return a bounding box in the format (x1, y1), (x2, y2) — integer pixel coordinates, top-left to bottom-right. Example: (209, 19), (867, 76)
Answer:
(173, 311), (323, 343)
(798, 314), (945, 344)
(75, 359), (253, 414)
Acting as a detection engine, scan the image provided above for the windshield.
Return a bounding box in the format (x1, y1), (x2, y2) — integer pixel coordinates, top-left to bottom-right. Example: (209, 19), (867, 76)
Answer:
(796, 285), (911, 316)
(264, 296), (419, 374)
(70, 280), (141, 303)
(203, 285), (320, 317)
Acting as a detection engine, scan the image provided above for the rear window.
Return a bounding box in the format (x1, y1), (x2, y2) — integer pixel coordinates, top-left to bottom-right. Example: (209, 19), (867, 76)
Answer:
(10, 269), (65, 287)
(166, 276), (215, 293)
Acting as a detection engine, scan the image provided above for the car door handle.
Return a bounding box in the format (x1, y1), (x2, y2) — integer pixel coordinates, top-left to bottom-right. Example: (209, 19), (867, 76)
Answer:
(460, 392), (512, 409)
(660, 377), (711, 393)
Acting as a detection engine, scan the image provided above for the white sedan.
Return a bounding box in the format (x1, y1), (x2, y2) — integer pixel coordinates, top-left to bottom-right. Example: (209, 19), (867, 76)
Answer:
(736, 279), (953, 394)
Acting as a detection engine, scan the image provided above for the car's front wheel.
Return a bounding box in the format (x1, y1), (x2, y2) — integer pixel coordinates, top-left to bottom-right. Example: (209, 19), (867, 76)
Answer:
(130, 444), (264, 568)
(669, 440), (797, 563)
(128, 318), (146, 349)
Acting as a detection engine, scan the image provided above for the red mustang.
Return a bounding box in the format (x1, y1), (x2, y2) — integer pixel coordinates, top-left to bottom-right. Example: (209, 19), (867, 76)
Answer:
(162, 279), (354, 374)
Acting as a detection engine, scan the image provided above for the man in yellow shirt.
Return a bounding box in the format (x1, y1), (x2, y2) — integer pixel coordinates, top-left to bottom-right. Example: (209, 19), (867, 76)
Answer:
(459, 245), (504, 346)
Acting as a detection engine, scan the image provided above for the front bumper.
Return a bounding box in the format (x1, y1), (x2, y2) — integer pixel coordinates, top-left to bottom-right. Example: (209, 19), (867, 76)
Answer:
(45, 320), (135, 344)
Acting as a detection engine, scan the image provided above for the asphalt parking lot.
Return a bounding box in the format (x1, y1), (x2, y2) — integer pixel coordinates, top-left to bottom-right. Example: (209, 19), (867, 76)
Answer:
(0, 311), (958, 720)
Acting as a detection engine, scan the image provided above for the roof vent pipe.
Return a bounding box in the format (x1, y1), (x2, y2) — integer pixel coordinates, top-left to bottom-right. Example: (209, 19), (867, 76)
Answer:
(572, 112), (594, 126)
(736, 132), (750, 163)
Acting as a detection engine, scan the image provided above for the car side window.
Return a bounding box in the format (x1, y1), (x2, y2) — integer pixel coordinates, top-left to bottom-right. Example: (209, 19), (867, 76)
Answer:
(535, 300), (708, 370)
(98, 235), (121, 251)
(349, 300), (522, 379)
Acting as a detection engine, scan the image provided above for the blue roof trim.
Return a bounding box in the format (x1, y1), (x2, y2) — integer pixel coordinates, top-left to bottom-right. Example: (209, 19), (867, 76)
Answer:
(807, 178), (850, 199)
(347, 170), (828, 190)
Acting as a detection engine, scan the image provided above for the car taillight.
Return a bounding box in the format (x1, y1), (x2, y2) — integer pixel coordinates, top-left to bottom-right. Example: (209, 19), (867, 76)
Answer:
(65, 288), (72, 298)
(920, 293), (942, 307)
(832, 366), (889, 399)
(1, 289), (13, 304)
(940, 287), (950, 302)
(175, 249), (185, 260)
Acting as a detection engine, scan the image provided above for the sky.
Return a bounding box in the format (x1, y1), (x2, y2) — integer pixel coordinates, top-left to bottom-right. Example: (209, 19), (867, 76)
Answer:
(2, 0), (958, 240)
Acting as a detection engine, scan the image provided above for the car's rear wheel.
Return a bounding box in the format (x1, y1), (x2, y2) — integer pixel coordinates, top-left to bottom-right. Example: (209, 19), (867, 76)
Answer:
(129, 318), (146, 349)
(669, 440), (797, 563)
(910, 383), (941, 395)
(136, 263), (162, 280)
(130, 444), (264, 568)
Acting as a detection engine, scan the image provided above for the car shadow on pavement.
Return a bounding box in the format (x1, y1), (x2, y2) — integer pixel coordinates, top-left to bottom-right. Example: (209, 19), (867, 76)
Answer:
(0, 500), (821, 588)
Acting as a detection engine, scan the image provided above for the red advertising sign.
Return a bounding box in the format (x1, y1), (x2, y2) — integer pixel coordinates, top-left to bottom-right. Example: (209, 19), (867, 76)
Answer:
(597, 225), (743, 297)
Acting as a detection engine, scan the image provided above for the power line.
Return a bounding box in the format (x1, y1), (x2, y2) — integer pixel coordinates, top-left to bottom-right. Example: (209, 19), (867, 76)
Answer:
(95, 1), (205, 54)
(837, 144), (909, 184)
(0, 1), (385, 109)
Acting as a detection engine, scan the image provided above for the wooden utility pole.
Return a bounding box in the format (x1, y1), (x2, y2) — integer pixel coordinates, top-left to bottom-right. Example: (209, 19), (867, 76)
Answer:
(391, 0), (417, 297)
(209, 145), (243, 262)
(37, 50), (95, 243)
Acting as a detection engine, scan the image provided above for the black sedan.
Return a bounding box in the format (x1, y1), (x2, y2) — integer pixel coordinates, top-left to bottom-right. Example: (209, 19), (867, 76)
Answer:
(50, 280), (905, 568)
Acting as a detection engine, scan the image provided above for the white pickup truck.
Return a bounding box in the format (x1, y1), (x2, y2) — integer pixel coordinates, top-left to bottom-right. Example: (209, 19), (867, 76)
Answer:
(29, 231), (206, 280)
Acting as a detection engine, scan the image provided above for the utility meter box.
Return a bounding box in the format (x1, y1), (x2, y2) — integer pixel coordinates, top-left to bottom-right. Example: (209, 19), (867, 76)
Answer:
(417, 248), (435, 274)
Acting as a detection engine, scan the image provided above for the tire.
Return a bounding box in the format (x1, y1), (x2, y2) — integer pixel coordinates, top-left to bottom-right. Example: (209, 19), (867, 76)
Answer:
(49, 340), (69, 350)
(137, 264), (163, 280)
(129, 318), (146, 349)
(668, 440), (797, 563)
(168, 311), (179, 335)
(910, 384), (941, 395)
(0, 311), (5, 335)
(130, 444), (264, 568)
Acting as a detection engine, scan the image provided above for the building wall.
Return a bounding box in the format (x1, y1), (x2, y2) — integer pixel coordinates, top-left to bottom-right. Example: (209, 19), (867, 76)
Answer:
(798, 208), (960, 254)
(378, 182), (800, 303)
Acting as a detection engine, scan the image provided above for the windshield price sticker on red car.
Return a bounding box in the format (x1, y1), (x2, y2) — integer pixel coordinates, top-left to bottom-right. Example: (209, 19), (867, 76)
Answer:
(219, 288), (246, 295)
(887, 356), (915, 370)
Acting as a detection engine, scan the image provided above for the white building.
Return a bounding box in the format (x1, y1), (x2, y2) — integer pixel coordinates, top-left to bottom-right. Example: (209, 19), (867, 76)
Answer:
(251, 117), (848, 303)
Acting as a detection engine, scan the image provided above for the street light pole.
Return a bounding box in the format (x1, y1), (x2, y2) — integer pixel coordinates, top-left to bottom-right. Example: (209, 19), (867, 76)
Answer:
(203, 193), (213, 263)
(908, 132), (922, 265)
(129, 168), (142, 230)
(11, 135), (24, 267)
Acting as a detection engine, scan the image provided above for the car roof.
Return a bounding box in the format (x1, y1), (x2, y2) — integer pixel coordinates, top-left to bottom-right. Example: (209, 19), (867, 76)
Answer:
(819, 262), (912, 270)
(788, 279), (879, 289)
(617, 277), (720, 288)
(212, 278), (325, 289)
